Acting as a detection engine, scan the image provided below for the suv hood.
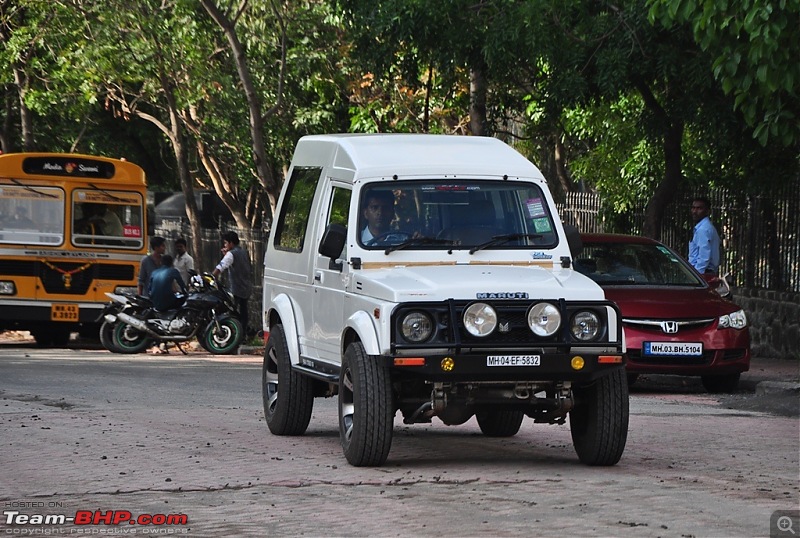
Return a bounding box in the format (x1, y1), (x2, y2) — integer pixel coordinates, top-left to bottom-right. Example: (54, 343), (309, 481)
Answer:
(352, 264), (605, 302)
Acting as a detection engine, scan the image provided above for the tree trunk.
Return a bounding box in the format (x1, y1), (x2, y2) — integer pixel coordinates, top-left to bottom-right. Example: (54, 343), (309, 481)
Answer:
(643, 119), (683, 240)
(13, 67), (35, 151)
(201, 0), (282, 220)
(469, 64), (488, 136)
(554, 135), (574, 195)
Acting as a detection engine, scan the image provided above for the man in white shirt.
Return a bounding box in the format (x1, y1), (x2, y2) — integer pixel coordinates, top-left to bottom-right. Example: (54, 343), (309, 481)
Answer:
(173, 237), (194, 286)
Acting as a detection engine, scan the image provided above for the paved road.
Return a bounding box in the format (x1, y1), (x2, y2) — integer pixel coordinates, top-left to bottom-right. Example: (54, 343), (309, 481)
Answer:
(0, 345), (798, 537)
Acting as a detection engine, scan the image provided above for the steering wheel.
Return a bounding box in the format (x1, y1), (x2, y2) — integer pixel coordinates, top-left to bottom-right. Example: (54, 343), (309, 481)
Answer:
(366, 230), (411, 246)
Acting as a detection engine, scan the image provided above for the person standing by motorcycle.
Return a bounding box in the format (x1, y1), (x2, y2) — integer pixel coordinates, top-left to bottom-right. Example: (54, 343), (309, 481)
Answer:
(148, 254), (187, 312)
(137, 236), (166, 297)
(212, 231), (252, 337)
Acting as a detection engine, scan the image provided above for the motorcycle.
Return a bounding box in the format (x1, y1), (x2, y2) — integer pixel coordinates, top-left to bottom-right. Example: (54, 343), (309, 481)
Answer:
(99, 271), (244, 354)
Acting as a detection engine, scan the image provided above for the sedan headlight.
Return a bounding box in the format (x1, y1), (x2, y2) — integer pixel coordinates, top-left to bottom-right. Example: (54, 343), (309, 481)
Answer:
(0, 281), (16, 295)
(719, 309), (747, 329)
(570, 310), (601, 341)
(527, 302), (561, 337)
(400, 311), (434, 342)
(463, 302), (497, 337)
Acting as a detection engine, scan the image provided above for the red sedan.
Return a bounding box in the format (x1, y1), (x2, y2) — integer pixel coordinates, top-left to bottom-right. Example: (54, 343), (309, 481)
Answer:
(574, 233), (750, 392)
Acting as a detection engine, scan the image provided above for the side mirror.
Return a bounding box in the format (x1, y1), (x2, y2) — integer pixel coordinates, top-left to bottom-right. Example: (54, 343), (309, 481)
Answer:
(563, 223), (583, 258)
(319, 223), (347, 260)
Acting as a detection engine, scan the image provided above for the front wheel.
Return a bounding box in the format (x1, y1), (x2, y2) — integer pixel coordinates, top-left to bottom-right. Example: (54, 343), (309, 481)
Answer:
(701, 373), (740, 393)
(111, 322), (151, 354)
(339, 342), (394, 467)
(202, 316), (243, 354)
(570, 367), (629, 466)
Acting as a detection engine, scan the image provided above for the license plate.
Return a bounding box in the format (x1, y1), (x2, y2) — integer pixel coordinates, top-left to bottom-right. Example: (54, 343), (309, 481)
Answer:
(51, 303), (79, 322)
(643, 342), (703, 356)
(487, 355), (541, 367)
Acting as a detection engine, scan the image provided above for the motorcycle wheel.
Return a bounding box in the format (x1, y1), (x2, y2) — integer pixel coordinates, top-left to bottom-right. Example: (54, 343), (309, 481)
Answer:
(202, 316), (243, 355)
(99, 321), (122, 353)
(111, 322), (151, 354)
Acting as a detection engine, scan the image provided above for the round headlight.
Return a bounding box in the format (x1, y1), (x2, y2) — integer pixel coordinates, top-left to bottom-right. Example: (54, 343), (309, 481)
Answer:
(527, 302), (561, 336)
(400, 311), (433, 343)
(571, 310), (601, 341)
(463, 302), (497, 337)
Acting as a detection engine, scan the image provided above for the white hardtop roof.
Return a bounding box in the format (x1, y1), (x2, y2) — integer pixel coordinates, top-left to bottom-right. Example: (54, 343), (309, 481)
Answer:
(292, 133), (546, 181)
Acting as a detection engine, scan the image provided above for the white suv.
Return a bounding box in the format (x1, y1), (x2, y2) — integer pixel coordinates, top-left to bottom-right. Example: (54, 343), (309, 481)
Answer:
(262, 134), (628, 467)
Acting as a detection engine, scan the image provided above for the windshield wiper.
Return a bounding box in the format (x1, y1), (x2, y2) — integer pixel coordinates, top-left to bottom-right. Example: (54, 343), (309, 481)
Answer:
(469, 233), (542, 254)
(384, 235), (454, 254)
(9, 178), (58, 198)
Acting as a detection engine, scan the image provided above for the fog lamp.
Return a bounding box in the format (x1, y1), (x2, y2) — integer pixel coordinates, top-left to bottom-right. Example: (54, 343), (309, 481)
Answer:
(571, 356), (585, 370)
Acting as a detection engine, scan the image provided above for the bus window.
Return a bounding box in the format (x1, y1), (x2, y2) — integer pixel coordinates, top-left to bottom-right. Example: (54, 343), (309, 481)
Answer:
(72, 190), (144, 248)
(0, 186), (65, 245)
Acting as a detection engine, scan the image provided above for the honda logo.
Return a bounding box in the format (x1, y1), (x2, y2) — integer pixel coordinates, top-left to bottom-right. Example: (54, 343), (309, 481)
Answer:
(660, 321), (679, 334)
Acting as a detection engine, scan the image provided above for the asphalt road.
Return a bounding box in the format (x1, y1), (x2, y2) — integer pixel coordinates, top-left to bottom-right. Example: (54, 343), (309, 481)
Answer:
(1, 344), (798, 537)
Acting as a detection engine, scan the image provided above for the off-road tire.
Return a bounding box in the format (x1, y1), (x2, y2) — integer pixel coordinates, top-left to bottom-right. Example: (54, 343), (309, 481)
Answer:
(203, 316), (243, 355)
(111, 322), (151, 354)
(263, 324), (314, 435)
(475, 409), (525, 437)
(701, 373), (740, 393)
(570, 367), (629, 466)
(339, 341), (394, 467)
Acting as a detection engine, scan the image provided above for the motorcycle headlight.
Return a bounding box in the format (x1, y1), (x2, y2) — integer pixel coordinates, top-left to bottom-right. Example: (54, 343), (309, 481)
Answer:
(570, 310), (601, 341)
(463, 302), (497, 337)
(400, 311), (434, 343)
(527, 302), (561, 337)
(719, 309), (747, 329)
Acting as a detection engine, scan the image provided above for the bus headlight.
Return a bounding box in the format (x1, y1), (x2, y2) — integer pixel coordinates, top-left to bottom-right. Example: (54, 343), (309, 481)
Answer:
(463, 302), (497, 337)
(0, 281), (16, 295)
(571, 310), (601, 341)
(527, 302), (561, 336)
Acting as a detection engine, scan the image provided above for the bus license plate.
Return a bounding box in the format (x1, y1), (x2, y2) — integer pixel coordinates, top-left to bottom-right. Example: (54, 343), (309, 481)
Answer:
(51, 304), (79, 322)
(643, 342), (702, 356)
(487, 355), (541, 367)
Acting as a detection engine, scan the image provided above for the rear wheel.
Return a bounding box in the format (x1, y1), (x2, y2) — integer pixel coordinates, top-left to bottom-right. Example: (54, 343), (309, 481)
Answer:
(570, 368), (629, 466)
(339, 341), (394, 467)
(203, 316), (243, 354)
(701, 373), (740, 393)
(111, 322), (151, 354)
(263, 324), (314, 435)
(475, 409), (524, 437)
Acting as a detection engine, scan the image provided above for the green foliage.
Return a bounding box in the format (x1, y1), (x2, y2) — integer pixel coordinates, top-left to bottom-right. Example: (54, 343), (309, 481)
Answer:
(648, 0), (800, 146)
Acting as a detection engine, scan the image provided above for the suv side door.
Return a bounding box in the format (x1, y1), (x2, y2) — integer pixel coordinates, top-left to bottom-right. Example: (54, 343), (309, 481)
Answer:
(311, 181), (351, 364)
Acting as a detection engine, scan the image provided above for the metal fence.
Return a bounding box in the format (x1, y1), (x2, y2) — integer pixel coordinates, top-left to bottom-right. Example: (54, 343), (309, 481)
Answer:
(557, 184), (800, 293)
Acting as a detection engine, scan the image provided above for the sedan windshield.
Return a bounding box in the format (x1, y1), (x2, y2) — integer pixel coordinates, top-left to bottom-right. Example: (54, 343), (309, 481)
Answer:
(574, 242), (704, 286)
(358, 180), (558, 251)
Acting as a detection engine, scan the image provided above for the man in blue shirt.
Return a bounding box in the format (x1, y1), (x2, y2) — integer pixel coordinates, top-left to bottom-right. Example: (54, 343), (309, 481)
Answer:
(148, 254), (187, 311)
(688, 197), (720, 275)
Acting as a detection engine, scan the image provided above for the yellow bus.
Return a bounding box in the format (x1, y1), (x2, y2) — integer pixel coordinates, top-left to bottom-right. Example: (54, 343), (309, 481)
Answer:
(0, 153), (148, 346)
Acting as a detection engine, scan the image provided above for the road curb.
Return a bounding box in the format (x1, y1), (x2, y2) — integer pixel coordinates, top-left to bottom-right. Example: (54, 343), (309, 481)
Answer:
(756, 380), (800, 396)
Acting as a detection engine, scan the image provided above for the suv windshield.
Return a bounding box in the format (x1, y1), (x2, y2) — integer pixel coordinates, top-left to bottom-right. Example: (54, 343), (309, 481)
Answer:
(358, 180), (558, 250)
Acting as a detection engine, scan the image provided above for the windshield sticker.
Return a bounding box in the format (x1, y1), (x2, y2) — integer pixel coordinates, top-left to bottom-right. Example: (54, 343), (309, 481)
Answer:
(526, 198), (546, 218)
(532, 217), (552, 233)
